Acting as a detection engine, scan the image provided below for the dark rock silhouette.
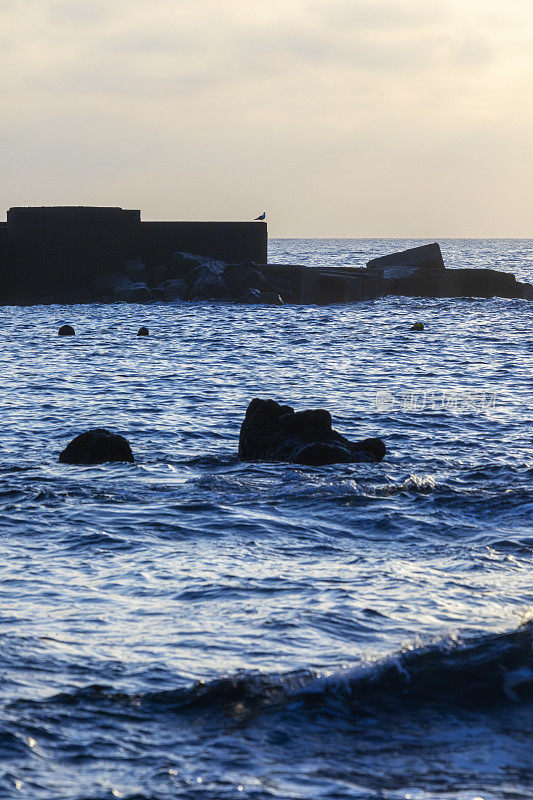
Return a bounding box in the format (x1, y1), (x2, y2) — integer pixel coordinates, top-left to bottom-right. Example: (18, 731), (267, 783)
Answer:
(137, 327), (149, 336)
(152, 264), (172, 285)
(239, 399), (386, 466)
(238, 288), (284, 305)
(366, 244), (532, 300)
(261, 291), (284, 305)
(155, 278), (188, 301)
(123, 258), (148, 283)
(127, 284), (152, 303)
(159, 254), (288, 303)
(2, 210), (531, 306)
(224, 262), (274, 295)
(189, 281), (232, 301)
(187, 260), (231, 301)
(58, 324), (75, 336)
(174, 251), (213, 274)
(93, 271), (132, 298)
(410, 322), (425, 331)
(367, 244), (445, 298)
(59, 429), (135, 465)
(93, 272), (152, 303)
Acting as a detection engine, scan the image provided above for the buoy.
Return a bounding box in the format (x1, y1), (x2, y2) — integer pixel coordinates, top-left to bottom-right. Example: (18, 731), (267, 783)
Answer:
(58, 324), (75, 336)
(410, 322), (424, 331)
(137, 326), (149, 336)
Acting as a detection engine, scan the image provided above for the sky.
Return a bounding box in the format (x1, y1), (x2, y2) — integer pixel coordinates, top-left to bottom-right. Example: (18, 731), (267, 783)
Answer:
(0, 0), (532, 237)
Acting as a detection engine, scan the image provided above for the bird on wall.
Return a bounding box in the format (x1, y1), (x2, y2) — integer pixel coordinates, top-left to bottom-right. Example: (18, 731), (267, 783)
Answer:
(254, 212), (266, 221)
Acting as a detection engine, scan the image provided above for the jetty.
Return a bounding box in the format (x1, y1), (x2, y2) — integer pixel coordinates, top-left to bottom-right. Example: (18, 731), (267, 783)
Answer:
(0, 206), (531, 304)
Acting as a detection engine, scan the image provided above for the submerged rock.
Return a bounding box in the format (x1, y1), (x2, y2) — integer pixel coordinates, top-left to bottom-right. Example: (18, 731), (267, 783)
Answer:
(137, 326), (149, 336)
(238, 399), (385, 466)
(58, 324), (75, 336)
(410, 322), (425, 331)
(59, 429), (135, 465)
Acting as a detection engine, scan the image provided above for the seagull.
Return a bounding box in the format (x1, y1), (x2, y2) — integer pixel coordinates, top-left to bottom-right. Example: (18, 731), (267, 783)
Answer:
(254, 212), (266, 221)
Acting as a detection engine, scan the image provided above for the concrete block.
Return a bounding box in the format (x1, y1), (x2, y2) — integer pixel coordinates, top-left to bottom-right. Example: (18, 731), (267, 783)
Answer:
(390, 274), (442, 297)
(344, 275), (363, 301)
(7, 206), (140, 298)
(361, 272), (384, 299)
(367, 242), (445, 273)
(262, 264), (306, 303)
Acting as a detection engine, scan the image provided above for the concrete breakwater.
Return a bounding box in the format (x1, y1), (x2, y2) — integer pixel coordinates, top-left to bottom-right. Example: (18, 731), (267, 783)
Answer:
(0, 205), (267, 304)
(0, 206), (531, 304)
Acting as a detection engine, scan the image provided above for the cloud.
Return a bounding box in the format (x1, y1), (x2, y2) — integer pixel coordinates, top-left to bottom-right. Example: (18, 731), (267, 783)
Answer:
(311, 0), (443, 30)
(46, 0), (118, 26)
(0, 0), (532, 234)
(0, 0), (507, 98)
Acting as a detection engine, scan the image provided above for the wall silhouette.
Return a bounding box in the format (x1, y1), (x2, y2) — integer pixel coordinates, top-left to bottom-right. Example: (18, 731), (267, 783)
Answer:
(0, 207), (267, 302)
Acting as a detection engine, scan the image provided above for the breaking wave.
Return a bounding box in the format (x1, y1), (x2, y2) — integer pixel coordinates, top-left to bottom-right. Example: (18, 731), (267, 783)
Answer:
(33, 621), (532, 721)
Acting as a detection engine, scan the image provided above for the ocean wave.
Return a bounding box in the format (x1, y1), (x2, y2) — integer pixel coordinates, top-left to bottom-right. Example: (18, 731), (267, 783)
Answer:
(365, 473), (437, 496)
(27, 621), (532, 721)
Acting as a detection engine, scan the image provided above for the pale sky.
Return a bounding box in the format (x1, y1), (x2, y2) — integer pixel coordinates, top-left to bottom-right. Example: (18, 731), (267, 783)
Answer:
(1, 0), (532, 236)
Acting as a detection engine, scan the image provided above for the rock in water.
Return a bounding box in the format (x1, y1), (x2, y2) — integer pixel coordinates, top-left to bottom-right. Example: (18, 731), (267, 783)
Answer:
(238, 399), (385, 466)
(410, 322), (425, 331)
(137, 327), (149, 336)
(58, 324), (75, 336)
(59, 429), (135, 465)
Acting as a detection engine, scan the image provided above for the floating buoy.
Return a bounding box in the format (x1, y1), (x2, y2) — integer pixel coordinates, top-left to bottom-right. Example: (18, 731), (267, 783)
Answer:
(410, 322), (424, 331)
(137, 326), (149, 336)
(58, 324), (75, 336)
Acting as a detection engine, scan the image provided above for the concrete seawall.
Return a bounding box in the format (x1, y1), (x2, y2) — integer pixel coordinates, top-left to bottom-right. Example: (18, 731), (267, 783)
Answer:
(141, 222), (267, 267)
(5, 207), (140, 300)
(0, 206), (267, 303)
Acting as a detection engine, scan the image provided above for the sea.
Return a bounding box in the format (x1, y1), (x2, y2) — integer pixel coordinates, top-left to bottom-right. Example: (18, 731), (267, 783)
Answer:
(0, 238), (531, 800)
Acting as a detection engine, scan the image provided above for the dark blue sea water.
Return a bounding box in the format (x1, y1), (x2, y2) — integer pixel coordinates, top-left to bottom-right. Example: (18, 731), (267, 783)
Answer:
(0, 239), (531, 800)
